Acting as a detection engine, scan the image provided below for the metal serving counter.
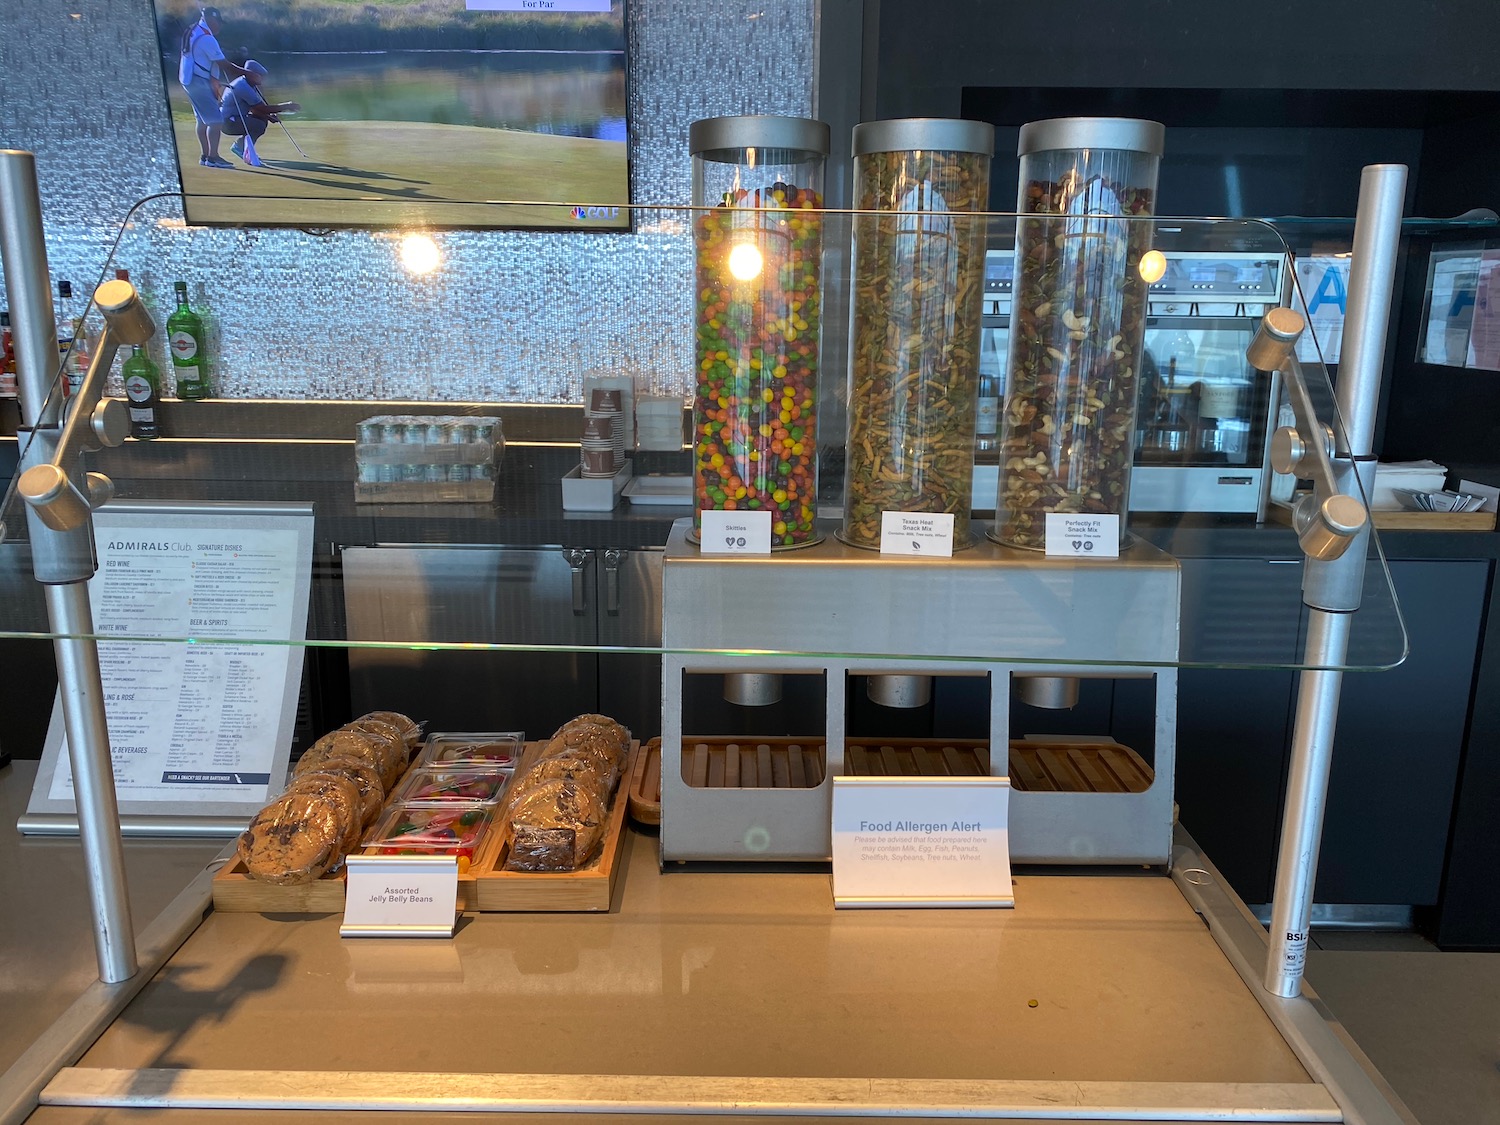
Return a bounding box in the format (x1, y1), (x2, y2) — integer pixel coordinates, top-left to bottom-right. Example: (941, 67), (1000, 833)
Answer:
(9, 819), (1419, 1124)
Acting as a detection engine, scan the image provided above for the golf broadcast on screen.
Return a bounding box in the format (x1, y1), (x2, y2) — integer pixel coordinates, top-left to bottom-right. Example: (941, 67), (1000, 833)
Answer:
(151, 0), (631, 230)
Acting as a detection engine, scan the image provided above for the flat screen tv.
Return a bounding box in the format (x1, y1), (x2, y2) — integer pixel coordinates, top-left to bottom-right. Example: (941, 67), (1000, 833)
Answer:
(150, 0), (631, 230)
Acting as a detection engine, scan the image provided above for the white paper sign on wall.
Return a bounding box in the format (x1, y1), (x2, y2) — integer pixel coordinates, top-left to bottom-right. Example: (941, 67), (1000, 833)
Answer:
(831, 777), (1013, 908)
(341, 855), (459, 938)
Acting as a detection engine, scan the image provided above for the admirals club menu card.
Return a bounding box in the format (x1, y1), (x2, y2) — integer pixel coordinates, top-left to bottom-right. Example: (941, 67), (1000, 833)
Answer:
(23, 502), (313, 834)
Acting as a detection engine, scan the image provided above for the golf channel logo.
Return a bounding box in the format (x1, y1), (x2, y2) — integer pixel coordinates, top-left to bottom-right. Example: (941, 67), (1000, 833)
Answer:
(571, 205), (620, 221)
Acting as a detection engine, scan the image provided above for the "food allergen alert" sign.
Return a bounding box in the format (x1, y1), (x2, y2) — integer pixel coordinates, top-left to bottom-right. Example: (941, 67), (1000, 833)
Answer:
(831, 777), (1013, 908)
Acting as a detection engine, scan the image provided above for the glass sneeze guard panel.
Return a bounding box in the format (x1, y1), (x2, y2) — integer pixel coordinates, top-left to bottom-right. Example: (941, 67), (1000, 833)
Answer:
(0, 195), (1406, 672)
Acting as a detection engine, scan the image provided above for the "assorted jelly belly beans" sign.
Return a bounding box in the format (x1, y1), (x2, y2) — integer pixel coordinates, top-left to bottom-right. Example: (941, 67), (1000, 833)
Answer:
(341, 854), (459, 938)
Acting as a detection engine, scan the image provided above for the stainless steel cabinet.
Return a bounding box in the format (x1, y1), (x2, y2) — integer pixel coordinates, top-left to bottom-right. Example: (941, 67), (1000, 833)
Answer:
(342, 545), (663, 740)
(596, 547), (665, 738)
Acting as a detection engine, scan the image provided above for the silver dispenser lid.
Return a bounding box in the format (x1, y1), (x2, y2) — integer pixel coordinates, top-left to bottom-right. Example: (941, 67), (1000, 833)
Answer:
(1018, 117), (1165, 157)
(689, 115), (831, 161)
(852, 118), (996, 157)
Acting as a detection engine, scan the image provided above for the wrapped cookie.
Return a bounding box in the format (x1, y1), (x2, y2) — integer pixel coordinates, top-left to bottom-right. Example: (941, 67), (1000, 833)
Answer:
(504, 779), (606, 872)
(555, 713), (630, 748)
(238, 786), (352, 886)
(540, 729), (622, 791)
(295, 729), (387, 784)
(554, 714), (630, 762)
(506, 754), (611, 813)
(354, 710), (423, 753)
(283, 773), (365, 857)
(292, 758), (384, 828)
(340, 718), (410, 788)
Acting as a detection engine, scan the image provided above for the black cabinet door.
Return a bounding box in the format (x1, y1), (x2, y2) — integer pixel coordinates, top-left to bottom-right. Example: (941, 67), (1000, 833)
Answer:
(1315, 559), (1487, 905)
(1174, 557), (1304, 903)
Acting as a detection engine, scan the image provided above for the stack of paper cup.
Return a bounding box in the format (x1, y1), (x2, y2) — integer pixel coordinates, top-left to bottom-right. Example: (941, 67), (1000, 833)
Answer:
(588, 388), (625, 470)
(580, 414), (616, 477)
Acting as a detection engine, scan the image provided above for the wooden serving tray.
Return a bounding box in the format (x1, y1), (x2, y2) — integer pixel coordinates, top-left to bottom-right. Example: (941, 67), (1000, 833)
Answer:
(628, 736), (1152, 823)
(468, 739), (636, 913)
(212, 740), (637, 914)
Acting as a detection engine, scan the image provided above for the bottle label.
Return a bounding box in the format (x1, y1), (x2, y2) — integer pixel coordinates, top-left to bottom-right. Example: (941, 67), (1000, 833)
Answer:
(170, 330), (199, 361)
(176, 364), (200, 384)
(125, 375), (154, 403)
(129, 407), (155, 422)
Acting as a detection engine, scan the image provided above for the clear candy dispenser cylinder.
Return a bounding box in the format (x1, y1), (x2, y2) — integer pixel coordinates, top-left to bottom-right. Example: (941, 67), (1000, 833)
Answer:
(691, 115), (829, 549)
(992, 117), (1163, 550)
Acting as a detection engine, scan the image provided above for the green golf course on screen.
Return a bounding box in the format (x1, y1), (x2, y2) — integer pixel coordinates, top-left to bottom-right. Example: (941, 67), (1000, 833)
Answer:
(152, 0), (631, 229)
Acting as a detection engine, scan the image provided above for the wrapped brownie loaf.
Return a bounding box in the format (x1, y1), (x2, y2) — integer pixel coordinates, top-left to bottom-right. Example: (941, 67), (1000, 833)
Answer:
(499, 712), (632, 872)
(504, 779), (607, 872)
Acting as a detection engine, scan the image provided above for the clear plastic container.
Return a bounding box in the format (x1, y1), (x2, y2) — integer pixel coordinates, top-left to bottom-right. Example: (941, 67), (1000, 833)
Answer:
(419, 731), (525, 768)
(362, 802), (494, 873)
(841, 118), (994, 549)
(396, 765), (512, 804)
(690, 115), (829, 548)
(991, 117), (1163, 550)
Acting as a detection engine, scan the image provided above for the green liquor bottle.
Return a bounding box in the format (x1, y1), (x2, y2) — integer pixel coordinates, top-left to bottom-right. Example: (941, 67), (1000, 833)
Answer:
(122, 345), (161, 440)
(167, 280), (210, 399)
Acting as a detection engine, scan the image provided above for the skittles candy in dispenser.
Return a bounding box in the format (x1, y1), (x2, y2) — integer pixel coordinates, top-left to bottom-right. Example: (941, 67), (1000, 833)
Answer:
(690, 115), (829, 548)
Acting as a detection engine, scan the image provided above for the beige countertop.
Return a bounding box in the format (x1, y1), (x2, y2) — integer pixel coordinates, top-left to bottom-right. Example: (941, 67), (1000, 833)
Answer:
(0, 761), (225, 1079)
(16, 828), (1322, 1123)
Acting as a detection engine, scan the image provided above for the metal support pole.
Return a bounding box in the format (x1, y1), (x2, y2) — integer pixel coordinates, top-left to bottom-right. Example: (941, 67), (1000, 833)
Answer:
(1264, 164), (1407, 997)
(45, 585), (138, 983)
(1265, 609), (1350, 995)
(0, 150), (138, 983)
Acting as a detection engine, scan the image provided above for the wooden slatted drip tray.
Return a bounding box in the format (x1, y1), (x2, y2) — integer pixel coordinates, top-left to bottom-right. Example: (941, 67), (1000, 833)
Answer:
(629, 736), (1153, 826)
(1008, 737), (1153, 794)
(845, 737), (1151, 793)
(844, 739), (991, 778)
(680, 737), (827, 790)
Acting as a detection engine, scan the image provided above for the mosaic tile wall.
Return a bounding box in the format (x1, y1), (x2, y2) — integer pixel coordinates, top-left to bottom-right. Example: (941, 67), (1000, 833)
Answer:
(0, 0), (817, 402)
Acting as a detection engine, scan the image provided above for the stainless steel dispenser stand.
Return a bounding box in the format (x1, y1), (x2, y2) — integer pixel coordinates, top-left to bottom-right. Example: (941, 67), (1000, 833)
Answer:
(1261, 165), (1407, 998)
(0, 150), (150, 984)
(660, 521), (1181, 864)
